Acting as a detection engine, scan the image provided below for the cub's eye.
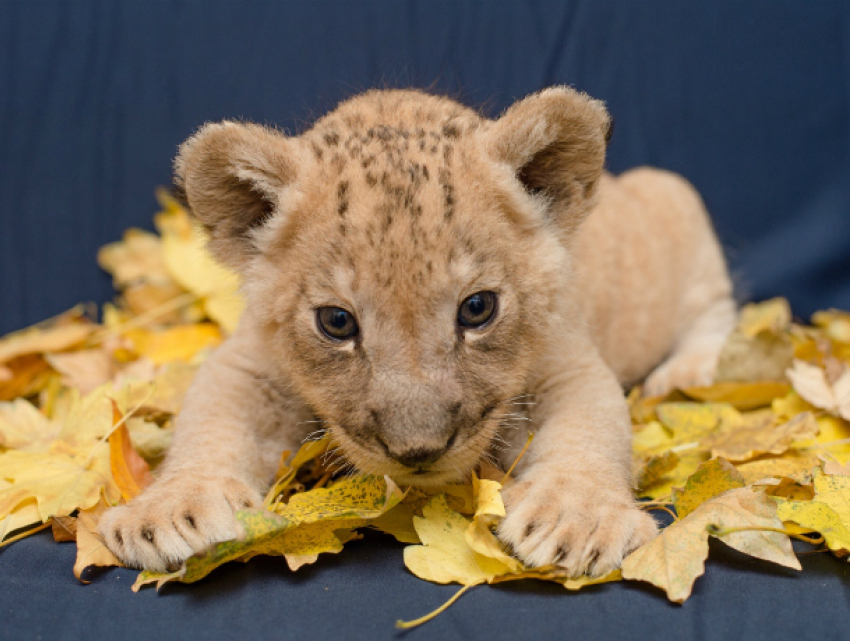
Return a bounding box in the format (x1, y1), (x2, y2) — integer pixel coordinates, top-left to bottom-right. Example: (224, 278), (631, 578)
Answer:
(316, 307), (359, 341)
(457, 291), (498, 329)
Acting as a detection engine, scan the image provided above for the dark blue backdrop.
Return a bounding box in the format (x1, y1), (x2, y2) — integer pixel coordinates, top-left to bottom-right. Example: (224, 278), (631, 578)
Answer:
(2, 2), (849, 640)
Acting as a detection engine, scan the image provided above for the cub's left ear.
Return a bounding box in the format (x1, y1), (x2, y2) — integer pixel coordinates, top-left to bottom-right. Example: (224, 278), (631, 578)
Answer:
(174, 121), (304, 270)
(485, 86), (611, 234)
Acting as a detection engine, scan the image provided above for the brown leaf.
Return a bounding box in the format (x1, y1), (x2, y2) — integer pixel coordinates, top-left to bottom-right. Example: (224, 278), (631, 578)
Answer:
(622, 488), (799, 603)
(108, 400), (153, 501)
(73, 502), (123, 582)
(701, 412), (819, 463)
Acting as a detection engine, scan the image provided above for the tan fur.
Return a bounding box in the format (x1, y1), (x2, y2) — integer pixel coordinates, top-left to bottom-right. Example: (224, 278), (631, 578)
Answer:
(99, 87), (734, 576)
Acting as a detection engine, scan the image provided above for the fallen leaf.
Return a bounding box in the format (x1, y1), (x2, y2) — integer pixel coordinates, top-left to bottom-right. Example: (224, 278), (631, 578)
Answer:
(46, 348), (115, 395)
(775, 470), (850, 555)
(0, 354), (53, 401)
(97, 228), (173, 289)
(672, 458), (745, 519)
(635, 451), (680, 492)
(715, 300), (794, 383)
(0, 308), (96, 365)
(73, 500), (123, 583)
(124, 324), (222, 365)
(655, 402), (736, 445)
(682, 381), (790, 411)
(811, 309), (850, 344)
(108, 401), (153, 501)
(786, 359), (850, 421)
(701, 412), (819, 462)
(154, 193), (244, 334)
(735, 453), (820, 485)
(464, 475), (522, 573)
(622, 488), (799, 603)
(404, 494), (514, 586)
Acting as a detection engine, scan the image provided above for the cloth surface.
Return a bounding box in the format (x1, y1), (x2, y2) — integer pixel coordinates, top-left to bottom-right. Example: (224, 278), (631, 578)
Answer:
(1, 2), (850, 640)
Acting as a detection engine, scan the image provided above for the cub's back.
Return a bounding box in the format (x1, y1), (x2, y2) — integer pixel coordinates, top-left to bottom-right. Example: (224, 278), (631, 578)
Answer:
(572, 168), (732, 385)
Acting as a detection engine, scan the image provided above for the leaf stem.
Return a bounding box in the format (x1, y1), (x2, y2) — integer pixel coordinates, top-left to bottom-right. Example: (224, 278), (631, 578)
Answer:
(706, 523), (824, 544)
(501, 432), (534, 485)
(395, 583), (477, 629)
(0, 522), (50, 549)
(645, 505), (678, 521)
(88, 292), (200, 345)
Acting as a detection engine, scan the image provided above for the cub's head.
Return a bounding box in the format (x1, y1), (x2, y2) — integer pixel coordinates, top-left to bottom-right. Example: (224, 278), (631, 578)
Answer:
(175, 87), (610, 485)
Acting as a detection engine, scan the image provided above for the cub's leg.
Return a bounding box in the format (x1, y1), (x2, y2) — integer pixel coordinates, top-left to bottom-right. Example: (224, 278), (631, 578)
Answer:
(643, 296), (736, 396)
(498, 338), (658, 576)
(99, 328), (309, 572)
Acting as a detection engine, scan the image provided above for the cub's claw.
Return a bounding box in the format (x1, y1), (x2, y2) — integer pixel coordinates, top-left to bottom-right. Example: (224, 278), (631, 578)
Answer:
(498, 474), (658, 577)
(98, 476), (261, 573)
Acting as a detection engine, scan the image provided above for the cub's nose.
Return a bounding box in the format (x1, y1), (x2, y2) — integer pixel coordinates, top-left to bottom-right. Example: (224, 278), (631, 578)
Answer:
(393, 446), (447, 468)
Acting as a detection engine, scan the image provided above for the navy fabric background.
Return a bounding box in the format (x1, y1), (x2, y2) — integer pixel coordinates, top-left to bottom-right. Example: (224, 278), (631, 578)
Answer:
(2, 2), (850, 640)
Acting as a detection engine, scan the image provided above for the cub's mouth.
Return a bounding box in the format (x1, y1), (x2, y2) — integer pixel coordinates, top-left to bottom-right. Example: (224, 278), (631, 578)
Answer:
(320, 407), (512, 488)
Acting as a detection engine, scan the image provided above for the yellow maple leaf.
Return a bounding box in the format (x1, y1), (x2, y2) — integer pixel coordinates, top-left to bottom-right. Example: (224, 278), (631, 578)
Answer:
(775, 470), (850, 555)
(97, 228), (173, 289)
(672, 458), (745, 519)
(124, 323), (222, 365)
(463, 475), (522, 573)
(682, 381), (790, 411)
(135, 474), (402, 590)
(404, 494), (515, 586)
(0, 307), (96, 365)
(0, 385), (121, 526)
(154, 192), (244, 334)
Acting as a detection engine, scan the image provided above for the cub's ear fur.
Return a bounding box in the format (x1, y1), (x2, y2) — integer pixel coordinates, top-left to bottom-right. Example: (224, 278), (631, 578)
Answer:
(174, 121), (301, 269)
(486, 86), (611, 235)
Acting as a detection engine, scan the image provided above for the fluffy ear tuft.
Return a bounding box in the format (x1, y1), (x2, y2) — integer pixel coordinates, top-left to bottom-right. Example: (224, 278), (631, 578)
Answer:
(486, 86), (611, 234)
(174, 121), (300, 269)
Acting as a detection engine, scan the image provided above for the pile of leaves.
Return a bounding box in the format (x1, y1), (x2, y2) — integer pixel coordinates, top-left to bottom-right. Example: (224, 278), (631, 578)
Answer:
(2, 192), (850, 627)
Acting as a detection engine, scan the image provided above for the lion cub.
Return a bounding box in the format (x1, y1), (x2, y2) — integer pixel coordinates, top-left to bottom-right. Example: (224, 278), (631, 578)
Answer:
(100, 87), (735, 576)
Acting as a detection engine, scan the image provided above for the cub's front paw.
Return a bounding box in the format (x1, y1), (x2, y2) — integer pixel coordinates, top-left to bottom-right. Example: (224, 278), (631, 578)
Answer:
(498, 473), (657, 577)
(98, 476), (261, 573)
(643, 349), (719, 397)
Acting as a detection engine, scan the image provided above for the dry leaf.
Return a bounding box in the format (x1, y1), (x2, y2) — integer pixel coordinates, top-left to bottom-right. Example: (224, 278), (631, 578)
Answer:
(682, 381), (790, 411)
(0, 308), (95, 365)
(46, 348), (116, 395)
(635, 451), (680, 492)
(775, 470), (850, 555)
(404, 494), (515, 586)
(154, 193), (244, 334)
(73, 500), (123, 583)
(0, 385), (121, 525)
(715, 299), (794, 383)
(108, 401), (153, 501)
(672, 458), (745, 519)
(735, 453), (820, 486)
(464, 475), (522, 573)
(622, 488), (799, 603)
(786, 359), (850, 421)
(124, 324), (222, 365)
(701, 412), (819, 462)
(97, 228), (173, 289)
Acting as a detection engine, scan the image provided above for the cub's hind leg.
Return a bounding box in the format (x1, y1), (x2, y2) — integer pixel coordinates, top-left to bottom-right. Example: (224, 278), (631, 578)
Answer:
(643, 296), (736, 397)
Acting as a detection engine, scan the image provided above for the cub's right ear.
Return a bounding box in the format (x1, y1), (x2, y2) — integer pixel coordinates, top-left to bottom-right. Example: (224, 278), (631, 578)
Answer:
(174, 121), (303, 269)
